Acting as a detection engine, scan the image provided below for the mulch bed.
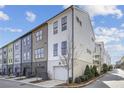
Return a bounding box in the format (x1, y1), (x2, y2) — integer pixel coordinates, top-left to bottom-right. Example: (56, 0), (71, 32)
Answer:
(57, 76), (100, 87)
(30, 80), (45, 83)
(6, 76), (15, 79)
(16, 78), (27, 80)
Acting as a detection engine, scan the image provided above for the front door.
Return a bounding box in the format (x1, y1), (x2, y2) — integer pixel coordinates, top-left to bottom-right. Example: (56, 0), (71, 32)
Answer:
(23, 68), (26, 76)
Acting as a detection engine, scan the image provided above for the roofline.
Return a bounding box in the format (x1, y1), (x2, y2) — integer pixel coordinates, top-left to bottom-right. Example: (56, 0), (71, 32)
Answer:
(1, 5), (94, 49)
(0, 6), (75, 49)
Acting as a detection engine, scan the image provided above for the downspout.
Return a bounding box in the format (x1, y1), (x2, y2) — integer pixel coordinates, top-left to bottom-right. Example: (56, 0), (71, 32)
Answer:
(31, 34), (33, 75)
(20, 39), (22, 76)
(71, 6), (74, 82)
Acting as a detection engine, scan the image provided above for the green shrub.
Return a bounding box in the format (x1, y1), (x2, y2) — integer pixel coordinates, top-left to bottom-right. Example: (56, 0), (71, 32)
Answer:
(75, 77), (81, 84)
(82, 75), (88, 81)
(79, 76), (84, 82)
(90, 66), (95, 78)
(108, 65), (113, 71)
(93, 65), (99, 77)
(84, 65), (92, 79)
(102, 64), (108, 73)
(69, 77), (73, 84)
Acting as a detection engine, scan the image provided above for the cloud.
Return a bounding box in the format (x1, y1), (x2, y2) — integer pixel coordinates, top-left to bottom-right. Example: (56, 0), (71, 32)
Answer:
(121, 23), (124, 28)
(0, 11), (9, 21)
(106, 44), (124, 62)
(0, 27), (23, 33)
(63, 5), (123, 19)
(107, 44), (124, 51)
(79, 5), (123, 19)
(63, 5), (70, 9)
(0, 5), (5, 8)
(95, 27), (124, 44)
(26, 11), (36, 22)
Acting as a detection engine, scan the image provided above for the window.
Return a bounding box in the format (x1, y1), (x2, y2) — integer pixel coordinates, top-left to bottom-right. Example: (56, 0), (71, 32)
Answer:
(76, 16), (82, 26)
(15, 58), (19, 63)
(91, 38), (94, 42)
(24, 53), (26, 60)
(61, 41), (67, 55)
(40, 48), (44, 58)
(87, 49), (91, 55)
(61, 16), (67, 31)
(23, 38), (26, 45)
(35, 50), (38, 59)
(15, 44), (19, 50)
(95, 55), (100, 58)
(35, 30), (43, 41)
(53, 43), (58, 56)
(27, 36), (30, 45)
(39, 31), (42, 40)
(35, 48), (44, 59)
(27, 52), (30, 60)
(53, 21), (58, 34)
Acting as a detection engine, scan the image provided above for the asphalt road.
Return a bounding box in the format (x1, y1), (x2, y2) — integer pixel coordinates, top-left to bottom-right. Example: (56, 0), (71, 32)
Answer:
(0, 79), (41, 88)
(84, 69), (124, 88)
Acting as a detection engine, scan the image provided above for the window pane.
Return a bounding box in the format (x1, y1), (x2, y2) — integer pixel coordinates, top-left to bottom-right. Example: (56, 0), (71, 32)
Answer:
(61, 16), (67, 31)
(61, 41), (67, 55)
(53, 21), (58, 34)
(53, 43), (58, 56)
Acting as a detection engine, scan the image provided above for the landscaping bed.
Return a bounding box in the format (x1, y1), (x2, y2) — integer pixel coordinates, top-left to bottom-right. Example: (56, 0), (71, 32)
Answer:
(30, 80), (45, 83)
(57, 75), (103, 88)
(57, 63), (113, 88)
(5, 76), (15, 79)
(16, 77), (27, 80)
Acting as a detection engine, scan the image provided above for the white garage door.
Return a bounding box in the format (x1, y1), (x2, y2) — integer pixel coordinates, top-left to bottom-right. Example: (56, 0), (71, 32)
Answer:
(54, 66), (68, 81)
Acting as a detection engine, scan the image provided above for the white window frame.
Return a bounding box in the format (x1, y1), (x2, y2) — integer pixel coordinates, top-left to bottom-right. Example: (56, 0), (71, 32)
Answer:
(53, 21), (58, 34)
(61, 41), (67, 55)
(53, 43), (58, 56)
(61, 16), (67, 31)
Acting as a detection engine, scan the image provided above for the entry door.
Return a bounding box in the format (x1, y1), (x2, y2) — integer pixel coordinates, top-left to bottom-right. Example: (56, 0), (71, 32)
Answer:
(54, 66), (68, 81)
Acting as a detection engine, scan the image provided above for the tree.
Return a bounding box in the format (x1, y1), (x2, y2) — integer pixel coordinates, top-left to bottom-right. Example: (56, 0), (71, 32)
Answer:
(60, 41), (72, 84)
(60, 39), (83, 83)
(108, 65), (113, 71)
(84, 65), (92, 79)
(93, 65), (99, 76)
(102, 64), (108, 73)
(90, 66), (95, 78)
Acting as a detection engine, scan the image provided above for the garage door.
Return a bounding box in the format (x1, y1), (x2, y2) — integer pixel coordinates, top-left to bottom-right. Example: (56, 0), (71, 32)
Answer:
(54, 66), (68, 81)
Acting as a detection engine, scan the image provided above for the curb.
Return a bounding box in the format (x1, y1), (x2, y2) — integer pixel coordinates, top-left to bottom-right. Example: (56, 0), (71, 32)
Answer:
(56, 74), (106, 88)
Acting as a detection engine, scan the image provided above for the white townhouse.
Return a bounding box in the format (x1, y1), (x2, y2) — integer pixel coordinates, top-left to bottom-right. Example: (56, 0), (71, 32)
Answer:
(0, 48), (2, 73)
(47, 6), (95, 81)
(104, 51), (111, 66)
(94, 42), (106, 72)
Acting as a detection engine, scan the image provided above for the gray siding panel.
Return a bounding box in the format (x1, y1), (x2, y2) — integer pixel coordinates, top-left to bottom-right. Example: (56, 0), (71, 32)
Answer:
(22, 34), (32, 63)
(13, 39), (21, 74)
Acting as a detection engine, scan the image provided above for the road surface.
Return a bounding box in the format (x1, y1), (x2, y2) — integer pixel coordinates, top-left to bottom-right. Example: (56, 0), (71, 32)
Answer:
(84, 69), (124, 88)
(0, 79), (41, 88)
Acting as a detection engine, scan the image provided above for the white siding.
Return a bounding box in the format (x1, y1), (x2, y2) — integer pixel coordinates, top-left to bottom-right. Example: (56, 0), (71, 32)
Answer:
(0, 49), (2, 70)
(73, 8), (95, 79)
(48, 8), (72, 79)
(48, 6), (96, 81)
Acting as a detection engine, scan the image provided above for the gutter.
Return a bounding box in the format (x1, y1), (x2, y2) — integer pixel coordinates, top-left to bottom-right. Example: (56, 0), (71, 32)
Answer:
(71, 6), (74, 82)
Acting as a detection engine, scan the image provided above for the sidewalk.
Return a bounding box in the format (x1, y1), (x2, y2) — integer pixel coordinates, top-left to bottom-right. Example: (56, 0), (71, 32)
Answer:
(56, 74), (105, 88)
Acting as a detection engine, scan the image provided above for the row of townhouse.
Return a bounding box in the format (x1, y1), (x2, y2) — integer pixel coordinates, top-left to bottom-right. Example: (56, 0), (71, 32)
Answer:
(0, 6), (110, 81)
(94, 42), (111, 73)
